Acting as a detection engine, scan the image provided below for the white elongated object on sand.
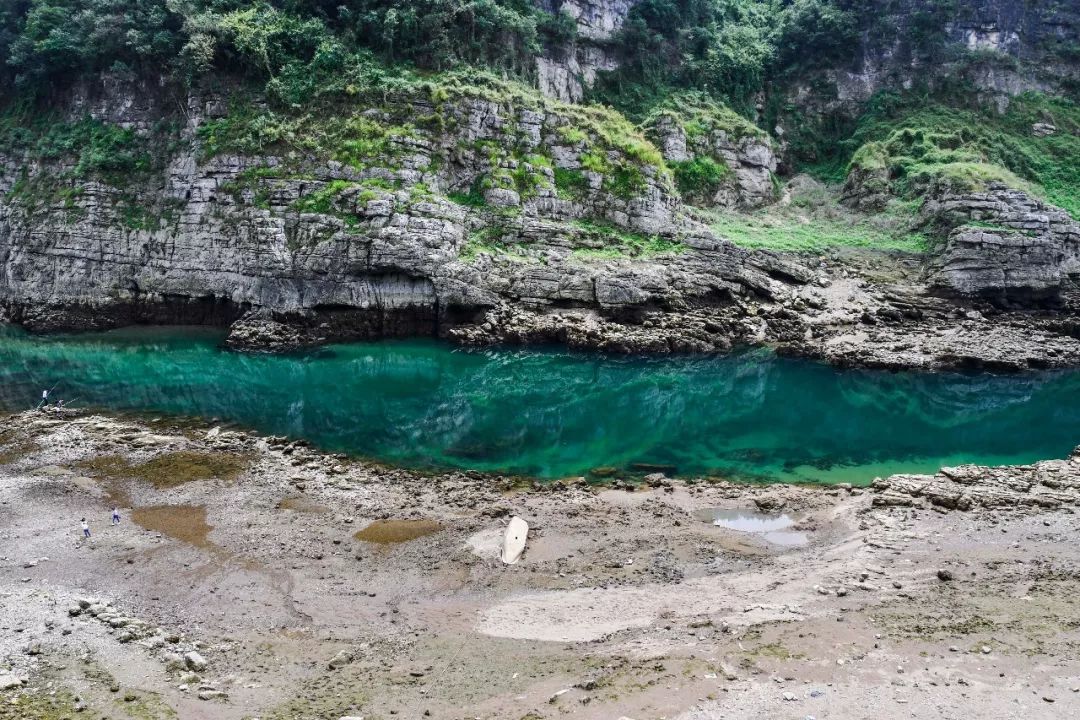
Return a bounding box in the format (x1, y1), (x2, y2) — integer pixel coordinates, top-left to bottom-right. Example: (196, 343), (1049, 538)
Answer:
(501, 516), (529, 565)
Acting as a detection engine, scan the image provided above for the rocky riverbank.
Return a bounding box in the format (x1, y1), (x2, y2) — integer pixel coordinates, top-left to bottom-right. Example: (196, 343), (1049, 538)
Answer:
(445, 256), (1080, 372)
(2, 409), (1079, 719)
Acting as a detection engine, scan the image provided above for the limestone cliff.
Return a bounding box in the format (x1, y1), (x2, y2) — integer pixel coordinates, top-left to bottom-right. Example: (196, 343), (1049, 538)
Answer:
(0, 0), (1077, 354)
(535, 0), (633, 103)
(781, 0), (1080, 132)
(0, 76), (800, 350)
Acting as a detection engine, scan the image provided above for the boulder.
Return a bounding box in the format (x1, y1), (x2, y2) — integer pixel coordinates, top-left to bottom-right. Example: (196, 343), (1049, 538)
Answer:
(926, 185), (1080, 303)
(184, 651), (208, 672)
(328, 649), (355, 670)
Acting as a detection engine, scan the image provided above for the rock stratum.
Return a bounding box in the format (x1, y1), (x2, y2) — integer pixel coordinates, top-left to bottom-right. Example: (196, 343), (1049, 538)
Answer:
(0, 77), (808, 351)
(874, 448), (1080, 511)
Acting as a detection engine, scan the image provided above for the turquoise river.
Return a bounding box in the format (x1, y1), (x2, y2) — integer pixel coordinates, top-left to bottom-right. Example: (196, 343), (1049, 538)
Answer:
(2, 325), (1079, 483)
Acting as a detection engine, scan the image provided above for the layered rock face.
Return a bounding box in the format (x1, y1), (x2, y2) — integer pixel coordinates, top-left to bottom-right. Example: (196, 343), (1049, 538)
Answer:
(785, 0), (1078, 130)
(0, 79), (799, 350)
(646, 113), (777, 208)
(925, 185), (1080, 302)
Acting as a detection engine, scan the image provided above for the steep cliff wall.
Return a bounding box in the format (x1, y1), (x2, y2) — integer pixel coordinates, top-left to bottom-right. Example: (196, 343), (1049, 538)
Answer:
(535, 0), (634, 103)
(0, 76), (799, 349)
(781, 0), (1080, 126)
(0, 0), (1077, 350)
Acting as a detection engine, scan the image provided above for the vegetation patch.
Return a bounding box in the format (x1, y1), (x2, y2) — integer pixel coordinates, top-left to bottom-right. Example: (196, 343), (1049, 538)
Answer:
(571, 220), (686, 260)
(671, 157), (733, 200)
(553, 167), (589, 199)
(645, 92), (769, 142)
(0, 689), (89, 720)
(707, 179), (928, 254)
(459, 225), (535, 263)
(448, 182), (488, 208)
(132, 504), (215, 550)
(353, 518), (443, 544)
(835, 93), (1080, 218)
(0, 438), (36, 465)
(746, 641), (805, 660)
(0, 110), (165, 181)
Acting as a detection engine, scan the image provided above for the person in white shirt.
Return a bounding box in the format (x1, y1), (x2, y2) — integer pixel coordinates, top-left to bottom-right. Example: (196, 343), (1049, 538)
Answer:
(80, 518), (91, 539)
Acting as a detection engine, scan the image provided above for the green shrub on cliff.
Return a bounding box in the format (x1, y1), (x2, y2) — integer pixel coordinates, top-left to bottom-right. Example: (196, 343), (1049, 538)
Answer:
(571, 220), (685, 260)
(4, 0), (182, 86)
(0, 110), (157, 179)
(0, 0), (1075, 230)
(671, 157), (732, 199)
(194, 67), (674, 204)
(644, 93), (768, 142)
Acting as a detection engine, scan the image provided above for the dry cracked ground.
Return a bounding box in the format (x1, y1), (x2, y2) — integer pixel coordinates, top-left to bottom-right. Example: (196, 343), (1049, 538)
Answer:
(1, 410), (1079, 720)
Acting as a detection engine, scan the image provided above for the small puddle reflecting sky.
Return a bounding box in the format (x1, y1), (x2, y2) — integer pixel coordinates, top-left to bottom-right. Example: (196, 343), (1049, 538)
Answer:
(701, 509), (809, 546)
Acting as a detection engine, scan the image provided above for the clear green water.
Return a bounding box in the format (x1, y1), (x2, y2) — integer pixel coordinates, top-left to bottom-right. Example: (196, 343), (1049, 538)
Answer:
(2, 325), (1079, 484)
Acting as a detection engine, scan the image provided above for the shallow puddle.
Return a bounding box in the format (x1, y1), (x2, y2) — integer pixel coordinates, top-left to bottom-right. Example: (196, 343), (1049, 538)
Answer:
(353, 519), (442, 544)
(698, 508), (809, 547)
(132, 504), (215, 549)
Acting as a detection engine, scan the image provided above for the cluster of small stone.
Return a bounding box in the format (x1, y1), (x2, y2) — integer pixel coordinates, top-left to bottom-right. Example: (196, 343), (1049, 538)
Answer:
(67, 598), (226, 701)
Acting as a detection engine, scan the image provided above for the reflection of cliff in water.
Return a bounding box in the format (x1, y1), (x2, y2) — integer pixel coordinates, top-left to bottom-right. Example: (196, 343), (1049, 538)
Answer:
(2, 325), (1079, 481)
(835, 368), (1072, 425)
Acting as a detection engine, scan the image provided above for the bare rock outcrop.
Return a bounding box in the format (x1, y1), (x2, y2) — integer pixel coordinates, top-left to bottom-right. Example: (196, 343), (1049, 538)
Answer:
(873, 448), (1080, 511)
(534, 0), (635, 102)
(645, 106), (778, 209)
(925, 184), (1080, 302)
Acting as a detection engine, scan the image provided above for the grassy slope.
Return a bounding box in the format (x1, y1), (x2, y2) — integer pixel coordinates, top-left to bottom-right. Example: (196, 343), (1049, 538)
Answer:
(707, 180), (929, 254)
(837, 93), (1080, 219)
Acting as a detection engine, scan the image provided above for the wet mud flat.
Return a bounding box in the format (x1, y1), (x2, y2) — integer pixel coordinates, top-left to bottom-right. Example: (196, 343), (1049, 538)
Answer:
(1, 410), (1079, 720)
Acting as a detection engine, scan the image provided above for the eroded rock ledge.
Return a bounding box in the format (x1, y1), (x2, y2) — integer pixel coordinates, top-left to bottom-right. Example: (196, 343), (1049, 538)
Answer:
(873, 448), (1080, 511)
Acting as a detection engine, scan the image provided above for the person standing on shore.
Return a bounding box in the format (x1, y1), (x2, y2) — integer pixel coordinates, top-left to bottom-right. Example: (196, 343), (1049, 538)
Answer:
(80, 518), (91, 539)
(111, 507), (121, 525)
(38, 389), (49, 409)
